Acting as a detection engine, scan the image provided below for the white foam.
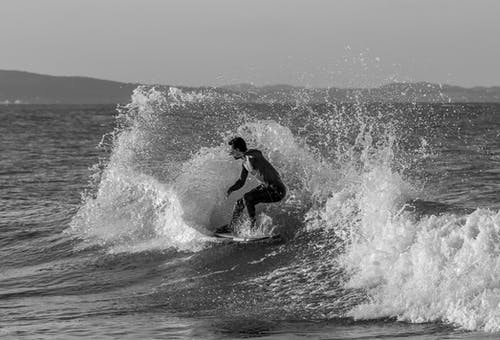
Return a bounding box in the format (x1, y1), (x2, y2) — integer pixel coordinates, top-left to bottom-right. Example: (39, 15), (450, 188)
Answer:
(343, 208), (500, 331)
(70, 87), (223, 252)
(71, 87), (331, 253)
(70, 85), (500, 332)
(307, 136), (500, 331)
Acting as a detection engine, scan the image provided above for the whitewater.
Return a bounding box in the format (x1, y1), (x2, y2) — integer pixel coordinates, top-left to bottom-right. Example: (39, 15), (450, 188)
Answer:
(1, 86), (500, 338)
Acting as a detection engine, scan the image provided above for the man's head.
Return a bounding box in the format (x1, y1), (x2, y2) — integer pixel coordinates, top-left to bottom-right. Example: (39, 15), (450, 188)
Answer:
(229, 137), (247, 159)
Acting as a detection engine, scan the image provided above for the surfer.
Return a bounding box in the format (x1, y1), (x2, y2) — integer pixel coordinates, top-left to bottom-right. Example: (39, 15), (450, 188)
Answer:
(220, 137), (286, 232)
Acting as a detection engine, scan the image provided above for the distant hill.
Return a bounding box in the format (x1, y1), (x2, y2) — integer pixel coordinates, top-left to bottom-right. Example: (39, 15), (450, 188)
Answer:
(0, 70), (138, 104)
(1, 70), (500, 104)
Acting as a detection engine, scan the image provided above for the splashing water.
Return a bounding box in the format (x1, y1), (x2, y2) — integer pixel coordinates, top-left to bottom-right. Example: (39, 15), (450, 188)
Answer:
(70, 85), (500, 332)
(70, 86), (335, 252)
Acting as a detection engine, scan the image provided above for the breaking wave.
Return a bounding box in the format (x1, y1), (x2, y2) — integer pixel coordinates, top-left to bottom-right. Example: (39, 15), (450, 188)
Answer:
(70, 86), (500, 332)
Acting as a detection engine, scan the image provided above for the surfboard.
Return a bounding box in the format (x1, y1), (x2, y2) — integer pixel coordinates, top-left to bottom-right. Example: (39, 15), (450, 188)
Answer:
(213, 232), (280, 243)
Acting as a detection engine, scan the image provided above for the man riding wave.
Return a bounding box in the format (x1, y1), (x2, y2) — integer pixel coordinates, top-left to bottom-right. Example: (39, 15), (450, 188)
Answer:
(218, 137), (286, 233)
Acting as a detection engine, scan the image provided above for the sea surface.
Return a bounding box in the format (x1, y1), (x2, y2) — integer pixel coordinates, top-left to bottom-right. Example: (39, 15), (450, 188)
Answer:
(1, 87), (500, 339)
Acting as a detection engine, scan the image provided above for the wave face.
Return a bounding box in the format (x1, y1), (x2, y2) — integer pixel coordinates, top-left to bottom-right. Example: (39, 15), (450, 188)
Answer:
(67, 86), (500, 332)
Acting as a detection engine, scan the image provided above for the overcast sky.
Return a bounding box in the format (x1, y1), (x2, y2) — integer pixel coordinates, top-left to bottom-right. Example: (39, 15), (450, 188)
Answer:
(1, 0), (499, 87)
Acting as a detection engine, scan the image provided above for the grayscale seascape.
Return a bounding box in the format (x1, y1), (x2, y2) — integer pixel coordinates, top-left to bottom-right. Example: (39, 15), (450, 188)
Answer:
(2, 1), (500, 339)
(1, 98), (500, 339)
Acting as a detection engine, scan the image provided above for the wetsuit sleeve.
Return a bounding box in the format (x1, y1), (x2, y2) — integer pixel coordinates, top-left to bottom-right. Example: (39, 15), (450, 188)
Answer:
(228, 166), (248, 193)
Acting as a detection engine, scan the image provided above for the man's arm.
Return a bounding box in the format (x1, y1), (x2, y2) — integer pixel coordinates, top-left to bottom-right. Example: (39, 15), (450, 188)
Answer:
(227, 166), (248, 195)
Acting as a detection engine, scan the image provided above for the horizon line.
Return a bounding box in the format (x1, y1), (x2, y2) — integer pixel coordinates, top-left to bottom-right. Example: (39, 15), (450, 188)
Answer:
(1, 68), (499, 90)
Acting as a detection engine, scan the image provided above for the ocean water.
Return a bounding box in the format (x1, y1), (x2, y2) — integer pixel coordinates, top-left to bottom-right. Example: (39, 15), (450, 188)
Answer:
(1, 87), (500, 339)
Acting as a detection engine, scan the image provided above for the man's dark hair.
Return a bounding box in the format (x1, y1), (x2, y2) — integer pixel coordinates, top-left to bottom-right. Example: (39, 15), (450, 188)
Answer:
(229, 137), (247, 152)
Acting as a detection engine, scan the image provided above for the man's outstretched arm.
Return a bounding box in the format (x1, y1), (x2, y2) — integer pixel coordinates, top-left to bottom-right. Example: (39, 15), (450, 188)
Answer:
(227, 166), (248, 196)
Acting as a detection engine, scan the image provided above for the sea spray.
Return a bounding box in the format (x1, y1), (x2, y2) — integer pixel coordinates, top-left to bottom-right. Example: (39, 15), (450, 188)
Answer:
(244, 95), (471, 322)
(313, 102), (500, 331)
(70, 87), (222, 252)
(71, 86), (334, 251)
(69, 84), (500, 332)
(304, 105), (500, 331)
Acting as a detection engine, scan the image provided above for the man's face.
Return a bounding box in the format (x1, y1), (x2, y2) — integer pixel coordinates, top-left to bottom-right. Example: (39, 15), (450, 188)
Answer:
(229, 147), (244, 159)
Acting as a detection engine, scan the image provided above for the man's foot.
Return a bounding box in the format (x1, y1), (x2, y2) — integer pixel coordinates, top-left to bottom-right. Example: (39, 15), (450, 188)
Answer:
(215, 224), (232, 234)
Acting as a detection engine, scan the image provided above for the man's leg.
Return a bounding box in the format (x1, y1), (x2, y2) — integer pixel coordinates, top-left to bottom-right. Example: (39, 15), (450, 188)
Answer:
(227, 198), (245, 232)
(243, 185), (277, 229)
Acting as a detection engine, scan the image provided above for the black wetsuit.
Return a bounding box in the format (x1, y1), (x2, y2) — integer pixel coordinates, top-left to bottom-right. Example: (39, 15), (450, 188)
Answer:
(224, 149), (286, 231)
